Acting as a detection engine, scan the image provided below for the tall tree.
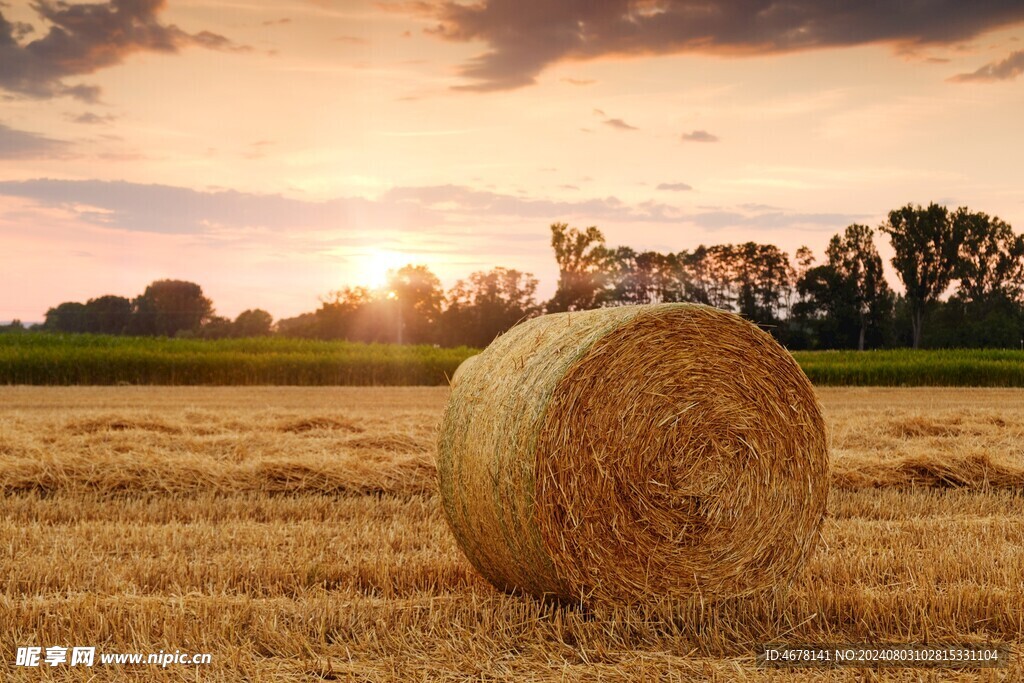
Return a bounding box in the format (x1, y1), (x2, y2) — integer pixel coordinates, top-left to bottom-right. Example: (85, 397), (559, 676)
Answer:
(387, 265), (443, 344)
(680, 243), (793, 323)
(275, 312), (319, 339)
(84, 295), (132, 335)
(825, 225), (893, 350)
(130, 280), (214, 337)
(679, 246), (711, 306)
(316, 287), (373, 341)
(608, 248), (683, 305)
(880, 203), (959, 348)
(442, 267), (539, 347)
(44, 301), (89, 333)
(681, 245), (736, 310)
(952, 208), (1024, 305)
(731, 242), (795, 326)
(547, 223), (610, 311)
(198, 316), (234, 339)
(795, 261), (854, 348)
(783, 246), (819, 349)
(789, 246), (816, 314)
(233, 309), (274, 337)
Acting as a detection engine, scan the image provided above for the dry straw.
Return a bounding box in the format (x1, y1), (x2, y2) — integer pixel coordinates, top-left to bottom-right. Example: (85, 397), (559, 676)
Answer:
(437, 303), (829, 606)
(449, 354), (480, 387)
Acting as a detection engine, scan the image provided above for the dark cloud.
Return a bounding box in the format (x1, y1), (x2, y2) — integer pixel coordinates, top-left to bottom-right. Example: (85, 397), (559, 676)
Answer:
(592, 108), (637, 130)
(657, 182), (692, 191)
(7, 18), (34, 39)
(191, 30), (251, 53)
(682, 130), (719, 143)
(603, 117), (637, 131)
(950, 49), (1024, 81)
(0, 0), (249, 100)
(71, 111), (116, 124)
(61, 84), (103, 103)
(0, 123), (69, 158)
(403, 0), (1024, 91)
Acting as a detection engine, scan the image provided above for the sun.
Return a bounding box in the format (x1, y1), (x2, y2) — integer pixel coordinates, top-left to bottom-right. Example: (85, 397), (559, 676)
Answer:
(355, 249), (407, 290)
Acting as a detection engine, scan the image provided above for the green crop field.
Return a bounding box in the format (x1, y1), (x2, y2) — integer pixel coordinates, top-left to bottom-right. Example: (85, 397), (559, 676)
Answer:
(1, 333), (1023, 386)
(0, 334), (475, 386)
(792, 348), (1024, 387)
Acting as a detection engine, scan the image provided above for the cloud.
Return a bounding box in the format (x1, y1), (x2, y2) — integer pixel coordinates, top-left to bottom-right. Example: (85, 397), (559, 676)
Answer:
(382, 184), (676, 222)
(262, 17), (291, 26)
(0, 123), (70, 159)
(950, 49), (1024, 81)
(0, 178), (864, 238)
(380, 184), (862, 231)
(681, 130), (719, 143)
(561, 77), (595, 86)
(0, 0), (249, 100)
(592, 108), (637, 130)
(71, 112), (117, 125)
(0, 179), (431, 235)
(603, 117), (637, 131)
(191, 30), (251, 53)
(657, 182), (692, 192)
(60, 84), (104, 103)
(403, 0), (1024, 91)
(0, 179), (683, 232)
(689, 209), (864, 232)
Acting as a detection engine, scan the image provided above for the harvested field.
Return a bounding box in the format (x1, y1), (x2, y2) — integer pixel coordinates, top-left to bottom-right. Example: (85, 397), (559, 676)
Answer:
(1, 386), (1022, 680)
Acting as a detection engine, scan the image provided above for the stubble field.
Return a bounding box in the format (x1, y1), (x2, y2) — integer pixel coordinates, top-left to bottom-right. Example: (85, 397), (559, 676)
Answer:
(1, 386), (1023, 681)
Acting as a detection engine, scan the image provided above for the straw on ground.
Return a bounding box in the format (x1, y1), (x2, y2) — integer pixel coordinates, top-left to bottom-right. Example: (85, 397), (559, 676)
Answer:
(1, 386), (1022, 680)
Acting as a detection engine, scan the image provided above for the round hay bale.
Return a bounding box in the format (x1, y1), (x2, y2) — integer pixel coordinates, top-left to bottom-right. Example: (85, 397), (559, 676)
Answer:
(450, 354), (480, 387)
(437, 303), (828, 606)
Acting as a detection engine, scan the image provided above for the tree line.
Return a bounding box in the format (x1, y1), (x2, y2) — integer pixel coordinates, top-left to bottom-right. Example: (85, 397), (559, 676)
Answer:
(6, 281), (274, 340)
(541, 203), (1023, 349)
(6, 202), (1022, 350)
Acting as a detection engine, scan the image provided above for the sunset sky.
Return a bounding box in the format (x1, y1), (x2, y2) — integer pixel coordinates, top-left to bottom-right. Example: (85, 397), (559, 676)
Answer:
(2, 0), (1024, 322)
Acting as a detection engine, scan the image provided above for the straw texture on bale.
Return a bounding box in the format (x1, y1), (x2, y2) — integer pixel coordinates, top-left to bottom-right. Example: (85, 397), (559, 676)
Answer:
(437, 304), (829, 606)
(449, 354), (480, 387)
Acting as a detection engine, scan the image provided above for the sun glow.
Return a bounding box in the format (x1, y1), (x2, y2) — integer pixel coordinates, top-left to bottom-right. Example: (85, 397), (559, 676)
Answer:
(353, 249), (408, 290)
